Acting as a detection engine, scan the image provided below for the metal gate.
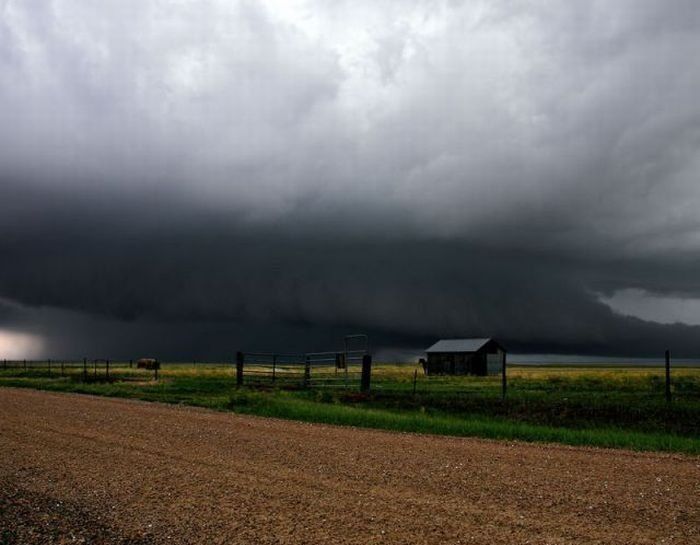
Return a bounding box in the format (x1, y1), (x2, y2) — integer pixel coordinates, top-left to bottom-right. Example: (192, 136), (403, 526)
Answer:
(236, 335), (371, 390)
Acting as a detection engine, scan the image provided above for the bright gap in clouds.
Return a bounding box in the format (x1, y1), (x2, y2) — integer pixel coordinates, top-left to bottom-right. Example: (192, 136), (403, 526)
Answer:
(600, 289), (700, 326)
(0, 330), (44, 360)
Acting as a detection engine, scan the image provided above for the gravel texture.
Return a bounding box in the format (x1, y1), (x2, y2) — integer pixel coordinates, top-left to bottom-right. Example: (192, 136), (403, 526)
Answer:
(0, 388), (698, 544)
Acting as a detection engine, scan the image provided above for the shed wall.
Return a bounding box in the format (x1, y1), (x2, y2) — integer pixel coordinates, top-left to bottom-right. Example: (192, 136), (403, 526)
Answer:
(426, 343), (504, 376)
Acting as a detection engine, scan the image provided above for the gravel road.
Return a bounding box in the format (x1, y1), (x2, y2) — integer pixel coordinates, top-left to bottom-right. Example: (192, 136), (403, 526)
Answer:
(0, 388), (698, 544)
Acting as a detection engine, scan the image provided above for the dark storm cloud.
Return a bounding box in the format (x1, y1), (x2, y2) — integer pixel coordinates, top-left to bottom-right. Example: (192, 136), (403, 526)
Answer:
(3, 180), (700, 358)
(1, 1), (700, 357)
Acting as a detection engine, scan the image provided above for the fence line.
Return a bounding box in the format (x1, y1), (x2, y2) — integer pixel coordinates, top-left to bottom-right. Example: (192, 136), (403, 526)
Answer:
(0, 359), (163, 381)
(368, 357), (700, 403)
(2, 354), (698, 401)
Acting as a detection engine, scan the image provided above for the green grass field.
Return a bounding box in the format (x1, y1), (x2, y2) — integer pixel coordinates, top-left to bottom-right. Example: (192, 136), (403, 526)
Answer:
(1, 362), (699, 454)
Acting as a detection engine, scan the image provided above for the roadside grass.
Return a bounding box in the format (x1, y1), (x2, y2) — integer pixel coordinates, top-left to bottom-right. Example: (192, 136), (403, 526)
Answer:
(225, 390), (700, 454)
(1, 364), (699, 455)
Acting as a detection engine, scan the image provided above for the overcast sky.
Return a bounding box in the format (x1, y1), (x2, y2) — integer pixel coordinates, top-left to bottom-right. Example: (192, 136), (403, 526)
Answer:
(2, 0), (700, 359)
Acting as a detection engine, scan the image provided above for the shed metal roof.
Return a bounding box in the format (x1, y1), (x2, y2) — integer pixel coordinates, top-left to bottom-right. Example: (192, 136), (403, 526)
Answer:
(425, 338), (493, 353)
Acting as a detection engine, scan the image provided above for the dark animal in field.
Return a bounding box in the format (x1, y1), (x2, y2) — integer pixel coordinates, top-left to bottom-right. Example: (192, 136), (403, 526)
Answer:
(136, 358), (160, 370)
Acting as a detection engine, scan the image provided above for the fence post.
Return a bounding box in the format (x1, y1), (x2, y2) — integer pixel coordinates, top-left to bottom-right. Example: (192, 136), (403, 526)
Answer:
(23, 359), (27, 371)
(272, 354), (277, 384)
(106, 359), (110, 380)
(502, 352), (507, 400)
(413, 368), (418, 396)
(3, 359), (5, 371)
(154, 362), (159, 381)
(129, 359), (133, 369)
(48, 359), (51, 376)
(83, 358), (87, 381)
(94, 359), (97, 379)
(665, 349), (671, 404)
(61, 360), (65, 377)
(236, 351), (244, 387)
(304, 355), (311, 388)
(361, 354), (372, 393)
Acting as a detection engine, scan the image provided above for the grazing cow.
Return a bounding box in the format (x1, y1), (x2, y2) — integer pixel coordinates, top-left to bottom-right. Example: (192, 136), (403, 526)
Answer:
(136, 358), (160, 370)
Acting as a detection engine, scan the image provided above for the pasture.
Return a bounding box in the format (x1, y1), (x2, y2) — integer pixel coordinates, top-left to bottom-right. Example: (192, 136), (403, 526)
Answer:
(1, 361), (699, 454)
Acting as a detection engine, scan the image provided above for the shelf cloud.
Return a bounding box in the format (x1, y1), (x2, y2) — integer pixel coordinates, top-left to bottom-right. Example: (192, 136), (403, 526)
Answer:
(2, 1), (700, 358)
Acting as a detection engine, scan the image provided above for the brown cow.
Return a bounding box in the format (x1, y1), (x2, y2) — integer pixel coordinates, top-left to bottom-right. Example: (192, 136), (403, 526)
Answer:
(136, 358), (160, 370)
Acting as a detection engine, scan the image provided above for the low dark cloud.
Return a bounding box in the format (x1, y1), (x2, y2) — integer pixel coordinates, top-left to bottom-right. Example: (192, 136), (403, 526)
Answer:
(1, 1), (700, 358)
(2, 180), (700, 358)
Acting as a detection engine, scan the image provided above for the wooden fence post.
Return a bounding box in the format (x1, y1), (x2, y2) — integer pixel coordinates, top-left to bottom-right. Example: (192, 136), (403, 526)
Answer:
(272, 354), (277, 384)
(502, 352), (507, 400)
(94, 359), (97, 379)
(154, 362), (159, 381)
(361, 354), (372, 393)
(61, 360), (65, 377)
(129, 359), (133, 369)
(106, 359), (110, 380)
(236, 351), (244, 387)
(304, 355), (311, 388)
(23, 359), (27, 371)
(665, 349), (671, 404)
(83, 358), (87, 381)
(48, 359), (51, 376)
(413, 368), (418, 396)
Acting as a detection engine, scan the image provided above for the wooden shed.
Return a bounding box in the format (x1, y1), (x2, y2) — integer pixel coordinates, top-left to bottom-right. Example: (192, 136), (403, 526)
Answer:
(424, 338), (506, 376)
